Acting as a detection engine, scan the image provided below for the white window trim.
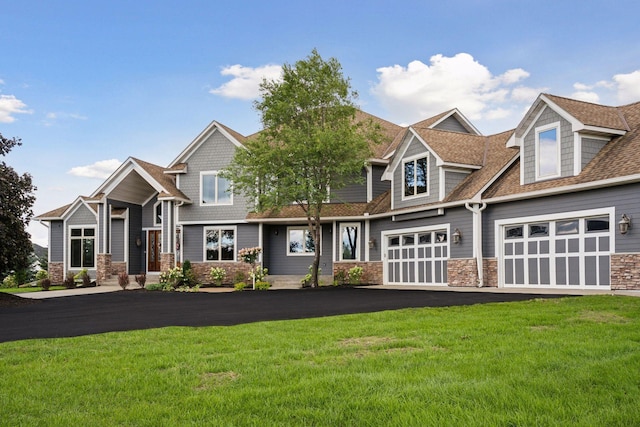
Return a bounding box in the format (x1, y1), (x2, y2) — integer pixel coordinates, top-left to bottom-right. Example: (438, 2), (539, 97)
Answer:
(153, 201), (162, 226)
(401, 153), (429, 201)
(287, 226), (320, 256)
(200, 171), (233, 206)
(338, 222), (360, 262)
(68, 225), (97, 270)
(203, 225), (237, 262)
(535, 122), (562, 181)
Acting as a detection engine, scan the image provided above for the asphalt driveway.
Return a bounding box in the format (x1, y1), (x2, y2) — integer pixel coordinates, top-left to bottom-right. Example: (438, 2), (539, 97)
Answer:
(0, 287), (569, 343)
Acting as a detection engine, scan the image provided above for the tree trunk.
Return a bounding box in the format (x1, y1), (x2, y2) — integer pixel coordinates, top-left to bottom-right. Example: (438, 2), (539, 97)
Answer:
(309, 218), (322, 288)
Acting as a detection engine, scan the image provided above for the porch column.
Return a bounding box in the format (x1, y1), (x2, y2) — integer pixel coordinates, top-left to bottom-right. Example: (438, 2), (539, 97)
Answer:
(160, 200), (175, 271)
(96, 202), (112, 284)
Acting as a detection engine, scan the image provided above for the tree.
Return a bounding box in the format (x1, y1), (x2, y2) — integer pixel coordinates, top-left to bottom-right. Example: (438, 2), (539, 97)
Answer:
(0, 133), (36, 281)
(225, 49), (380, 287)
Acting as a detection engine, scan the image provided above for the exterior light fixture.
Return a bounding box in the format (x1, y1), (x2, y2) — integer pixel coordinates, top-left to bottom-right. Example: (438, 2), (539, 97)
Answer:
(135, 236), (142, 247)
(619, 214), (632, 235)
(452, 228), (462, 244)
(368, 237), (376, 249)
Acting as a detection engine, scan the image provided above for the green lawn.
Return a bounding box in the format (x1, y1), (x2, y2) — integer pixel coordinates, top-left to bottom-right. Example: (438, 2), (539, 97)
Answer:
(1, 295), (639, 425)
(0, 286), (66, 293)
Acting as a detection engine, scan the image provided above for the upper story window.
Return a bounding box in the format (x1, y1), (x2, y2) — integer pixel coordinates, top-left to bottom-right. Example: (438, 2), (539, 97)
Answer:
(154, 201), (162, 226)
(535, 123), (561, 180)
(201, 171), (232, 206)
(403, 155), (428, 198)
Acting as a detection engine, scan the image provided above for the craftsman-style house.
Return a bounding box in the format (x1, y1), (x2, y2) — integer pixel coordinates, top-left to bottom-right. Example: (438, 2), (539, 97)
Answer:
(36, 93), (640, 290)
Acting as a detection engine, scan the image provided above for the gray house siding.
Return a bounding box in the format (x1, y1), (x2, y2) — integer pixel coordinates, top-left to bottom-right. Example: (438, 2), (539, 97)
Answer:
(178, 130), (250, 222)
(482, 184), (640, 257)
(182, 223), (259, 263)
(264, 224), (333, 275)
(371, 165), (388, 200)
(433, 116), (470, 133)
(445, 170), (470, 196)
(142, 198), (158, 229)
(111, 219), (125, 262)
(522, 107), (573, 184)
(393, 136), (440, 210)
(581, 137), (608, 169)
(331, 169), (367, 203)
(108, 200), (144, 274)
(49, 221), (64, 262)
(67, 204), (96, 226)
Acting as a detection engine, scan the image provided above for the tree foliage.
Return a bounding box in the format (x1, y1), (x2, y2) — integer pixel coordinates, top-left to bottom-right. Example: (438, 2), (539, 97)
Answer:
(0, 133), (36, 280)
(224, 49), (380, 287)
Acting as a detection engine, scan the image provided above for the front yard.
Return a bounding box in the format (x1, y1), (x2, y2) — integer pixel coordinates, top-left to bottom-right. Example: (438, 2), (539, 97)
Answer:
(0, 295), (638, 425)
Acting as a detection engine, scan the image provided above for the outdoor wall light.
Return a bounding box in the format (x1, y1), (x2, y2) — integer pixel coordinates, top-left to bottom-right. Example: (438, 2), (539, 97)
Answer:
(135, 236), (142, 247)
(619, 214), (632, 235)
(452, 228), (462, 244)
(368, 237), (376, 249)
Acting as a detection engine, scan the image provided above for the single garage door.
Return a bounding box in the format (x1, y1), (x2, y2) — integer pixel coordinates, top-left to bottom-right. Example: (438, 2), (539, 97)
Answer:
(500, 214), (611, 289)
(384, 227), (448, 285)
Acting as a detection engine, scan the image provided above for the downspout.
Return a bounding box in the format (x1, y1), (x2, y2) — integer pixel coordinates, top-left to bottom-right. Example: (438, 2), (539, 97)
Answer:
(465, 202), (487, 287)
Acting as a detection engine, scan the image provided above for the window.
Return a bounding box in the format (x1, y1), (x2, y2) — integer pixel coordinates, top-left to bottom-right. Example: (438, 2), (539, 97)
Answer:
(154, 201), (162, 226)
(529, 223), (549, 237)
(288, 227), (317, 256)
(340, 224), (359, 261)
(403, 156), (428, 197)
(201, 172), (232, 205)
(556, 220), (579, 235)
(204, 227), (235, 261)
(587, 217), (609, 232)
(536, 123), (560, 179)
(506, 225), (524, 239)
(70, 227), (95, 268)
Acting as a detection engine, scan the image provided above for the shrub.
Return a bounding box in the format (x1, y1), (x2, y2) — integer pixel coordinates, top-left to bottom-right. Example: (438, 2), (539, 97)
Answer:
(40, 278), (52, 291)
(210, 267), (227, 286)
(255, 281), (271, 291)
(233, 271), (246, 284)
(64, 272), (76, 289)
(250, 266), (268, 283)
(234, 282), (247, 291)
(334, 269), (348, 286)
(175, 285), (200, 292)
(81, 272), (92, 287)
(135, 274), (146, 288)
(74, 268), (88, 282)
(145, 283), (164, 291)
(2, 275), (17, 288)
(159, 267), (183, 288)
(117, 272), (130, 290)
(35, 270), (48, 282)
(348, 266), (364, 285)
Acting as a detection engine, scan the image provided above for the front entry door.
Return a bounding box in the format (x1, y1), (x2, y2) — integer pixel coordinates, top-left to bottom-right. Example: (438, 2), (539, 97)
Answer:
(148, 230), (162, 272)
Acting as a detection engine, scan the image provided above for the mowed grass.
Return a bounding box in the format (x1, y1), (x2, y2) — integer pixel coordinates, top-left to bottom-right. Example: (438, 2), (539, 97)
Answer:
(1, 295), (639, 426)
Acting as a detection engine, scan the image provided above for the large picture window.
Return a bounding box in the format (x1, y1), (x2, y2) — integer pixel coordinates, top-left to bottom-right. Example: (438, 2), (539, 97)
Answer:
(204, 227), (235, 261)
(403, 155), (428, 197)
(340, 223), (359, 261)
(201, 171), (232, 205)
(70, 227), (95, 268)
(288, 227), (317, 256)
(536, 123), (560, 179)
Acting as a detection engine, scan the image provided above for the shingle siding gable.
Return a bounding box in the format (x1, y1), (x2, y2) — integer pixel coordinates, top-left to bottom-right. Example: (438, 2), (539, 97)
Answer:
(433, 116), (470, 133)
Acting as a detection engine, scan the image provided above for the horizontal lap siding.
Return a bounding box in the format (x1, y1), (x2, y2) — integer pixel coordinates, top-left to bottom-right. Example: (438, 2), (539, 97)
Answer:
(483, 183), (640, 256)
(265, 225), (333, 275)
(111, 219), (125, 262)
(50, 221), (64, 262)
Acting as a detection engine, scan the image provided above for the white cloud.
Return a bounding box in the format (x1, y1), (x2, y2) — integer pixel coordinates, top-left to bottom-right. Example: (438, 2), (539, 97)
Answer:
(0, 94), (31, 123)
(43, 111), (88, 126)
(613, 70), (640, 104)
(68, 159), (122, 179)
(371, 53), (539, 128)
(571, 91), (600, 104)
(511, 85), (546, 103)
(210, 64), (283, 100)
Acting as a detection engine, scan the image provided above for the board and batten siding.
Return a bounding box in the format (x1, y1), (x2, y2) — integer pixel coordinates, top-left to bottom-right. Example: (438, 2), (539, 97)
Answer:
(331, 169), (367, 203)
(177, 130), (250, 223)
(392, 136), (440, 210)
(522, 107), (574, 184)
(483, 183), (640, 257)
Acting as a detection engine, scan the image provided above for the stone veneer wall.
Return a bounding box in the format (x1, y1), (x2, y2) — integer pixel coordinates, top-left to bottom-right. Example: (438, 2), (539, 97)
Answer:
(111, 262), (127, 276)
(333, 262), (383, 285)
(191, 262), (254, 285)
(482, 258), (498, 288)
(610, 253), (640, 290)
(160, 253), (175, 274)
(96, 254), (112, 285)
(447, 258), (478, 287)
(49, 262), (65, 284)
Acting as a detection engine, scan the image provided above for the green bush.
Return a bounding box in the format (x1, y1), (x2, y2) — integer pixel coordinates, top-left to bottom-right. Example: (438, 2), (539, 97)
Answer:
(348, 266), (364, 285)
(233, 271), (246, 284)
(74, 269), (88, 282)
(255, 281), (271, 291)
(209, 267), (226, 286)
(145, 283), (164, 291)
(64, 272), (76, 289)
(234, 282), (247, 291)
(35, 270), (48, 282)
(2, 274), (17, 288)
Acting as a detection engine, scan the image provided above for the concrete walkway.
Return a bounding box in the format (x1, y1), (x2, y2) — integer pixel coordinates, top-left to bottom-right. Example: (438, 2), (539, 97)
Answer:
(17, 283), (640, 299)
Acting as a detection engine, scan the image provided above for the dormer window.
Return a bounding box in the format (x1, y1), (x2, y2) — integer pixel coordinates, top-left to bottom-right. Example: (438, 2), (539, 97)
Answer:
(403, 155), (428, 198)
(535, 122), (561, 180)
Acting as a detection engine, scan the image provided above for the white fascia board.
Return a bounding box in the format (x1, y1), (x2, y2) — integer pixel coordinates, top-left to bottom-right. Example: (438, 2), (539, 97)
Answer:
(90, 157), (135, 198)
(435, 160), (482, 169)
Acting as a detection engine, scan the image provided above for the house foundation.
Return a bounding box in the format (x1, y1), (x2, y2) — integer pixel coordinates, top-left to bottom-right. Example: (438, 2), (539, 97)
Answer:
(610, 253), (640, 290)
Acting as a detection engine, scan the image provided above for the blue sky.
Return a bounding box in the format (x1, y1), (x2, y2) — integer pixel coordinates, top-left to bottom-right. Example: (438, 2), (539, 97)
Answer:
(3, 0), (640, 245)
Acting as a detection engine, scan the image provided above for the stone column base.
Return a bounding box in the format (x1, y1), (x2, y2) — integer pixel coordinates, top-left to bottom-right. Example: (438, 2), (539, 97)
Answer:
(611, 253), (640, 290)
(48, 262), (65, 285)
(97, 254), (112, 285)
(161, 253), (175, 272)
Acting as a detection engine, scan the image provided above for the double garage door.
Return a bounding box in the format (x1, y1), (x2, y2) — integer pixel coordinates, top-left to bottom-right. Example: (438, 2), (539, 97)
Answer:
(384, 227), (449, 285)
(499, 211), (612, 289)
